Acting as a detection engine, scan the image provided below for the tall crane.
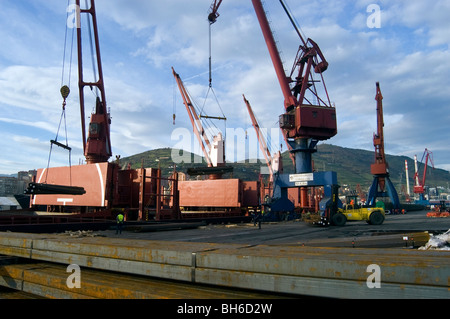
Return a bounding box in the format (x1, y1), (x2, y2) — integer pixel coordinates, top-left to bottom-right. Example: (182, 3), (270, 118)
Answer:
(367, 82), (400, 210)
(76, 0), (112, 164)
(251, 0), (338, 211)
(414, 148), (434, 203)
(207, 0), (339, 214)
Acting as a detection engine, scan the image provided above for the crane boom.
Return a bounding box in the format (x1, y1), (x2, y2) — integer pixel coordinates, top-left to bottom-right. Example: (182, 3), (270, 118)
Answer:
(76, 0), (112, 164)
(208, 0), (223, 24)
(243, 95), (274, 178)
(172, 67), (213, 167)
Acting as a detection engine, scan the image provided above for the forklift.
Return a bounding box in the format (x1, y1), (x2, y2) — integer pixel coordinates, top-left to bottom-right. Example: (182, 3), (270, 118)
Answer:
(318, 186), (385, 226)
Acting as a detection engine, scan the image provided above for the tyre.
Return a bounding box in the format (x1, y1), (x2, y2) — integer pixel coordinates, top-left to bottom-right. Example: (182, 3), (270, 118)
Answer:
(368, 210), (384, 225)
(331, 213), (347, 226)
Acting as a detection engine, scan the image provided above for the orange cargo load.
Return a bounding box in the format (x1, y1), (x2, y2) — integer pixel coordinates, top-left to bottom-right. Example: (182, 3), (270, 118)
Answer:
(32, 162), (113, 208)
(179, 179), (242, 208)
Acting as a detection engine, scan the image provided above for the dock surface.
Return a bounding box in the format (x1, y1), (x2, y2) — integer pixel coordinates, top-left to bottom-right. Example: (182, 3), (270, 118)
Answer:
(0, 210), (449, 299)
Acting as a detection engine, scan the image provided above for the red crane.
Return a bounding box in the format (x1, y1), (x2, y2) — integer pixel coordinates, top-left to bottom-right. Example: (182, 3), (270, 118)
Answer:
(252, 0), (338, 210)
(205, 0), (337, 209)
(414, 149), (434, 197)
(207, 0), (336, 144)
(76, 0), (112, 164)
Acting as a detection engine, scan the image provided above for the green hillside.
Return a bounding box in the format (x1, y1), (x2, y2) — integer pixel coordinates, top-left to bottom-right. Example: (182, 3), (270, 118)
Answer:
(118, 144), (450, 194)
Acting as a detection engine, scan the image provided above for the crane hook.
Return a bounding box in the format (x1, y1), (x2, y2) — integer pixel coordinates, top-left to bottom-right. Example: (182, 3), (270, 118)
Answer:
(60, 85), (70, 110)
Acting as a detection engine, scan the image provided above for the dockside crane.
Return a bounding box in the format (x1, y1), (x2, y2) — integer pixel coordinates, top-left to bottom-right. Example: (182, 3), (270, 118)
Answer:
(367, 82), (400, 210)
(251, 0), (338, 215)
(413, 148), (434, 204)
(204, 0), (339, 218)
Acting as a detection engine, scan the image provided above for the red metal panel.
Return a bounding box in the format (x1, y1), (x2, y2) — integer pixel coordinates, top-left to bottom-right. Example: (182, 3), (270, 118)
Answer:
(32, 163), (112, 207)
(179, 179), (241, 208)
(242, 181), (260, 207)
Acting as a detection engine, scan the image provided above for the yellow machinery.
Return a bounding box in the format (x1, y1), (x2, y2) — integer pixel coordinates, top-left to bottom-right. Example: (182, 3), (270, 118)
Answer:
(331, 195), (385, 226)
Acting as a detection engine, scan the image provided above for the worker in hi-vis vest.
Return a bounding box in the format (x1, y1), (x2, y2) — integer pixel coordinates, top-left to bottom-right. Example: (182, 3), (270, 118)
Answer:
(116, 213), (124, 235)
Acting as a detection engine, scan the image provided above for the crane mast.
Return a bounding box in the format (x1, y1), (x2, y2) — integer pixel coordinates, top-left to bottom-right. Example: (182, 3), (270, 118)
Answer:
(371, 82), (387, 177)
(76, 0), (112, 164)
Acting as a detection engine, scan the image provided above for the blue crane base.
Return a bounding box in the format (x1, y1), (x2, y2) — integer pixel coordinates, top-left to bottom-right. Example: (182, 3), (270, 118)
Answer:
(367, 176), (400, 210)
(266, 171), (339, 218)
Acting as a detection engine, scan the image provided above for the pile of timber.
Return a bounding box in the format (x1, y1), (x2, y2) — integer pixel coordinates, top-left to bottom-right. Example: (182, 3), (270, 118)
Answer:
(0, 232), (448, 299)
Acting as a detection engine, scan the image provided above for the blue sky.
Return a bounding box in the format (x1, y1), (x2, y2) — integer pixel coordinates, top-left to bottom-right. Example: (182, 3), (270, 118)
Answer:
(0, 0), (449, 175)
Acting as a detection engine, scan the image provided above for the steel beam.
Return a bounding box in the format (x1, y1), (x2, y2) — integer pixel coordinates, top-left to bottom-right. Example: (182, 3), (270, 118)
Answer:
(0, 232), (448, 299)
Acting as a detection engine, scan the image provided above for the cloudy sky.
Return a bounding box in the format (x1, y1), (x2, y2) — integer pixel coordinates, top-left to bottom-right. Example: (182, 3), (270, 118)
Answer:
(0, 0), (449, 175)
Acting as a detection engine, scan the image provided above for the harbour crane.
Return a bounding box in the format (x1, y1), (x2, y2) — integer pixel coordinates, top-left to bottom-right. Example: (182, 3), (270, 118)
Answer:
(414, 148), (434, 204)
(206, 0), (339, 218)
(252, 0), (339, 215)
(367, 82), (400, 210)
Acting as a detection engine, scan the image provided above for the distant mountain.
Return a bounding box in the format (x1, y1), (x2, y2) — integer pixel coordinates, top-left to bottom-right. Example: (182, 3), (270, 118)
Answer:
(119, 144), (450, 193)
(0, 174), (16, 178)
